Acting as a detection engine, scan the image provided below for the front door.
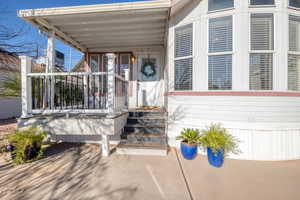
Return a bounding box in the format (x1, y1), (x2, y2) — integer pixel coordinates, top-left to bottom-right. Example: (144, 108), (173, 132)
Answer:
(137, 55), (163, 107)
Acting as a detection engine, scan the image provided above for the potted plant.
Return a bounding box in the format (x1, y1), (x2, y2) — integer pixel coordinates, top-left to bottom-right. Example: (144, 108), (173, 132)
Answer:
(199, 123), (239, 167)
(176, 128), (201, 160)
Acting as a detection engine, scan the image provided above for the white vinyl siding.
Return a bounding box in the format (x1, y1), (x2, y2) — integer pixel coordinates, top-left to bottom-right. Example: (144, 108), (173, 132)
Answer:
(289, 0), (300, 8)
(208, 16), (233, 90)
(288, 15), (300, 91)
(208, 0), (234, 11)
(250, 0), (275, 6)
(174, 24), (193, 90)
(250, 13), (274, 90)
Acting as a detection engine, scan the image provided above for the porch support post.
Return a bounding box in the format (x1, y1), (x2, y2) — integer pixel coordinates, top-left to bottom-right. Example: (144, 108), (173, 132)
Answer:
(106, 53), (116, 116)
(20, 56), (32, 118)
(102, 135), (110, 157)
(46, 30), (55, 109)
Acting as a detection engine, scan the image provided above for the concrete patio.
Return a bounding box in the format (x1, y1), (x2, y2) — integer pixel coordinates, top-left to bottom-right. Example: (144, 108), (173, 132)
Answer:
(0, 143), (299, 200)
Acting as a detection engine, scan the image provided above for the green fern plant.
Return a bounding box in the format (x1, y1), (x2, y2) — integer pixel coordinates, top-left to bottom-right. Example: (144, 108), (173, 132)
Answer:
(8, 127), (46, 165)
(176, 128), (201, 145)
(199, 123), (240, 155)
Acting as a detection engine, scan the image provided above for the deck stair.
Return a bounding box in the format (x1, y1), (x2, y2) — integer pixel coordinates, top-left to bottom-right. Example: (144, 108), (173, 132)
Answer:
(116, 109), (168, 156)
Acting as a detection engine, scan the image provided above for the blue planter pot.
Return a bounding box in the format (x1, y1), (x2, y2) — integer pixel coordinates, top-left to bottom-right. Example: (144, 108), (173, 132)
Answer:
(180, 142), (198, 160)
(207, 147), (224, 168)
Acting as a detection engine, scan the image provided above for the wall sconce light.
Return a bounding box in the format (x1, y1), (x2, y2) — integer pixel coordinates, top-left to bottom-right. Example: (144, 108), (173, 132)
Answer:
(131, 55), (136, 64)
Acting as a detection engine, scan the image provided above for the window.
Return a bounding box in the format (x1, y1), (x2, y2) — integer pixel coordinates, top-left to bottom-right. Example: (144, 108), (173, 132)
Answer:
(208, 16), (233, 90)
(174, 24), (193, 90)
(290, 0), (300, 8)
(250, 54), (273, 90)
(250, 14), (274, 90)
(288, 15), (300, 90)
(90, 55), (100, 72)
(208, 0), (234, 11)
(250, 0), (275, 6)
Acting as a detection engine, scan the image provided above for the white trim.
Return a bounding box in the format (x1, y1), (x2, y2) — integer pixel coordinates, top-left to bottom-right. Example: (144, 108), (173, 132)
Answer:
(18, 0), (171, 17)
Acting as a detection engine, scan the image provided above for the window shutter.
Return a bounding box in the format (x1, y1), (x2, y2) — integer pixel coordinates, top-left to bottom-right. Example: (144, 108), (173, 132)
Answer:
(289, 15), (300, 52)
(250, 0), (274, 5)
(208, 55), (232, 90)
(175, 58), (193, 90)
(251, 14), (274, 51)
(208, 0), (234, 11)
(174, 24), (193, 91)
(175, 24), (193, 58)
(250, 54), (273, 90)
(290, 0), (300, 8)
(288, 55), (300, 91)
(209, 16), (233, 53)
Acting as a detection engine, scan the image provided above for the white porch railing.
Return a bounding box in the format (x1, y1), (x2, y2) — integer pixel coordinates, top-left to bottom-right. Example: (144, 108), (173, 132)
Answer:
(20, 56), (128, 118)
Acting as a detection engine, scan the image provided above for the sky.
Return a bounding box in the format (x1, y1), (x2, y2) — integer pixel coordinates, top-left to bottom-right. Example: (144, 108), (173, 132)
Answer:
(1, 0), (147, 71)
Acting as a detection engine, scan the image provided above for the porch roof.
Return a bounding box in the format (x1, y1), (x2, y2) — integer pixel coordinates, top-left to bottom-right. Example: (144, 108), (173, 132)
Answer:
(18, 0), (172, 53)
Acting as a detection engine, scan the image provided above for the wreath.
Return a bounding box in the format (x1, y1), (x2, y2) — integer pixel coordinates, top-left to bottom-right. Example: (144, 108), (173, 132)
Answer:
(141, 61), (156, 77)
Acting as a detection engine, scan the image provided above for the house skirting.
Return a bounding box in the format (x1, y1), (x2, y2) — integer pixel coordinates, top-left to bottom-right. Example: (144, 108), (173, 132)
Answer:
(167, 95), (300, 161)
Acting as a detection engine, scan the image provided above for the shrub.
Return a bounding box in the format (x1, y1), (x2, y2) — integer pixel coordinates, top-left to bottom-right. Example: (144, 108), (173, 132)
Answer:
(200, 123), (240, 155)
(176, 128), (201, 145)
(8, 127), (46, 165)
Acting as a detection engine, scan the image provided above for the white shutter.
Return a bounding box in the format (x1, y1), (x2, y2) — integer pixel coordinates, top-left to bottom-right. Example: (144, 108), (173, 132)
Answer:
(290, 0), (300, 8)
(251, 14), (274, 51)
(288, 55), (300, 91)
(250, 0), (274, 5)
(250, 54), (273, 90)
(209, 16), (233, 53)
(174, 24), (193, 90)
(208, 0), (234, 11)
(289, 15), (300, 52)
(208, 55), (232, 90)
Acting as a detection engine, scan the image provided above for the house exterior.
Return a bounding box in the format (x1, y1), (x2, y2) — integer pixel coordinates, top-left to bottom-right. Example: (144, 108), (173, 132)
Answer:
(18, 0), (300, 160)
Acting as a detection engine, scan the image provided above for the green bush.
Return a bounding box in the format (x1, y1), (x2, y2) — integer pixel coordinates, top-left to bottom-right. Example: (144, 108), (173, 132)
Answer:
(176, 128), (201, 145)
(199, 123), (239, 155)
(8, 127), (46, 165)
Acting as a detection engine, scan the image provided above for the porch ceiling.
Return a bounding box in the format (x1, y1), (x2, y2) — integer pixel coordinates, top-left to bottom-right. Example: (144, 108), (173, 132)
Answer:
(18, 0), (171, 52)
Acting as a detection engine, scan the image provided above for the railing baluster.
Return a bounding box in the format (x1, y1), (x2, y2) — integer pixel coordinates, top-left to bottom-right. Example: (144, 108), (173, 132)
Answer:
(76, 76), (79, 109)
(82, 75), (84, 109)
(87, 75), (90, 109)
(32, 77), (35, 109)
(93, 75), (96, 109)
(71, 76), (73, 109)
(54, 76), (56, 110)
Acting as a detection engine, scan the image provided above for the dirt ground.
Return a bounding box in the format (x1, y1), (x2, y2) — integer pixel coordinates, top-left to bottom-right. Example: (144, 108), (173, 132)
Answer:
(0, 118), (17, 163)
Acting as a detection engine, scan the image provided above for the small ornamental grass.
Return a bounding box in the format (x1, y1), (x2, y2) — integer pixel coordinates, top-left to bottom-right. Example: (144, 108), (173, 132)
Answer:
(199, 123), (240, 156)
(176, 128), (201, 145)
(8, 127), (46, 165)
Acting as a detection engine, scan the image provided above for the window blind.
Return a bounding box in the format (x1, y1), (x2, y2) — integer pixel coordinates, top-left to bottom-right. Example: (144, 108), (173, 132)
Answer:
(209, 16), (233, 53)
(175, 58), (193, 90)
(250, 0), (275, 5)
(174, 24), (193, 90)
(290, 0), (300, 8)
(175, 24), (193, 58)
(208, 0), (234, 11)
(251, 14), (274, 51)
(208, 55), (232, 90)
(250, 54), (273, 90)
(289, 15), (300, 52)
(288, 55), (300, 91)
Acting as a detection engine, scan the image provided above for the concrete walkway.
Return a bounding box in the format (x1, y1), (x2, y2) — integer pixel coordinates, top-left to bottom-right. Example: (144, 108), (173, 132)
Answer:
(0, 143), (299, 200)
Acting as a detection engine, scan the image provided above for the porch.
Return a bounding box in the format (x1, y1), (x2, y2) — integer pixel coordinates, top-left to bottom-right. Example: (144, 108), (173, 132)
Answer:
(18, 1), (170, 156)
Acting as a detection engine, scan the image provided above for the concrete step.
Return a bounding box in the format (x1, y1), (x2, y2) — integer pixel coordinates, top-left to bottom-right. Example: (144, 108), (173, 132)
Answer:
(124, 126), (165, 135)
(116, 141), (168, 156)
(129, 111), (166, 118)
(126, 132), (167, 143)
(127, 118), (165, 126)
